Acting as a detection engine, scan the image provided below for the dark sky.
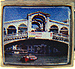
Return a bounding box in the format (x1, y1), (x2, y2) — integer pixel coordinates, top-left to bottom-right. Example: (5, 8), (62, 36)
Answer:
(3, 6), (71, 22)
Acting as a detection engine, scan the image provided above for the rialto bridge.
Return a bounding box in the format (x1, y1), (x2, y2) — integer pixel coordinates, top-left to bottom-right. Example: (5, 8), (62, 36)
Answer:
(3, 11), (69, 45)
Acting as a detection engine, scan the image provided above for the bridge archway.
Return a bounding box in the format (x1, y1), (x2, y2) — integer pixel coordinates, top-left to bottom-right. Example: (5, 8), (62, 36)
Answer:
(49, 25), (58, 34)
(60, 27), (68, 35)
(32, 22), (41, 32)
(18, 24), (27, 34)
(32, 15), (45, 31)
(7, 25), (16, 34)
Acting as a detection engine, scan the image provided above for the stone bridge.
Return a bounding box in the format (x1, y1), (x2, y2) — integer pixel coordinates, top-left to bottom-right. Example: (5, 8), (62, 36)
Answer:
(4, 33), (69, 45)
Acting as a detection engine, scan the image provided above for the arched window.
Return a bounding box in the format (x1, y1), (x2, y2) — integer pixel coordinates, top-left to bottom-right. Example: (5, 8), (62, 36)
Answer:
(7, 25), (16, 34)
(60, 27), (68, 35)
(18, 24), (27, 34)
(49, 25), (58, 33)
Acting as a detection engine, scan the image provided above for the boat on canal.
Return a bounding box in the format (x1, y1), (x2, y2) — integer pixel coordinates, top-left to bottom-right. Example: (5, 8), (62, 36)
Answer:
(20, 54), (37, 62)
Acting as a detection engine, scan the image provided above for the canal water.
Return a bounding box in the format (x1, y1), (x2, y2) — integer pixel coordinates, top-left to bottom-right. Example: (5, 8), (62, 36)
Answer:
(4, 39), (69, 65)
(5, 54), (67, 65)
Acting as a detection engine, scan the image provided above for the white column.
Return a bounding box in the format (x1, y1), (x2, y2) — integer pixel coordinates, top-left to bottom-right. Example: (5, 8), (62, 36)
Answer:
(58, 28), (61, 34)
(28, 16), (32, 32)
(45, 17), (49, 32)
(5, 26), (8, 35)
(16, 26), (18, 36)
(5, 28), (8, 35)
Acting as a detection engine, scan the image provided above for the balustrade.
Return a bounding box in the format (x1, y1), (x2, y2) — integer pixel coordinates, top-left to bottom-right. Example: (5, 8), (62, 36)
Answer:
(4, 32), (69, 43)
(4, 33), (27, 41)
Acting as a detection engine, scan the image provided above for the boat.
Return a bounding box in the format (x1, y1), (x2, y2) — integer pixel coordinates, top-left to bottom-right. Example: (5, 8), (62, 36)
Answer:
(20, 54), (37, 62)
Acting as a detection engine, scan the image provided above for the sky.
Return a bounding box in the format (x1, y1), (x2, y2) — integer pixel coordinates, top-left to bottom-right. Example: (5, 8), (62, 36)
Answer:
(3, 6), (71, 22)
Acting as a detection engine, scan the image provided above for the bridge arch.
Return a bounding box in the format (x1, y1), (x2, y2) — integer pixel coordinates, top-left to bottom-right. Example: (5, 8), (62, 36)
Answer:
(18, 23), (27, 34)
(60, 27), (68, 35)
(32, 15), (45, 31)
(30, 12), (47, 20)
(49, 25), (58, 34)
(7, 25), (16, 34)
(31, 22), (41, 32)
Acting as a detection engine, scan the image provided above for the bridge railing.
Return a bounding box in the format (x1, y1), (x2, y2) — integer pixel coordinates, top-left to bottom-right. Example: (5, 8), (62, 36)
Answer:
(4, 33), (27, 41)
(53, 33), (69, 42)
(4, 32), (69, 43)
